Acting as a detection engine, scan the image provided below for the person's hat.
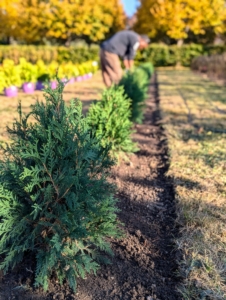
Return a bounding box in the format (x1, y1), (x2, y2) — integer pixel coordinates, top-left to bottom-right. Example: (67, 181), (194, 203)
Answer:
(140, 34), (151, 44)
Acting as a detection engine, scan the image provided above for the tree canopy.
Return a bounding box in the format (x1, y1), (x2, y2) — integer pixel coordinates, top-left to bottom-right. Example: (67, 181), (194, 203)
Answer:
(0, 0), (126, 44)
(134, 0), (226, 43)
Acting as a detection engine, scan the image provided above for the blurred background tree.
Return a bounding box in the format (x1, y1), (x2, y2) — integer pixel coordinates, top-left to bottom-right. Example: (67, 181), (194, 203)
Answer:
(134, 0), (226, 45)
(16, 0), (49, 44)
(0, 0), (126, 45)
(0, 0), (20, 43)
(1, 0), (226, 45)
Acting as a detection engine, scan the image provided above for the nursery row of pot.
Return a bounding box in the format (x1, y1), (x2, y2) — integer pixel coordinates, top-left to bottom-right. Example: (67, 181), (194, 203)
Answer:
(0, 62), (154, 293)
(0, 58), (99, 97)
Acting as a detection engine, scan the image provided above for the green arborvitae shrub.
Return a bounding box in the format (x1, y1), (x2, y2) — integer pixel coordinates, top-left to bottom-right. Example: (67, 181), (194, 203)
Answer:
(0, 80), (121, 291)
(88, 85), (138, 160)
(119, 67), (150, 124)
(137, 62), (154, 79)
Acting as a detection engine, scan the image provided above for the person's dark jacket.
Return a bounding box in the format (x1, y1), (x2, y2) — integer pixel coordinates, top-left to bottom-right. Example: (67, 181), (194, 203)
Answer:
(101, 30), (140, 60)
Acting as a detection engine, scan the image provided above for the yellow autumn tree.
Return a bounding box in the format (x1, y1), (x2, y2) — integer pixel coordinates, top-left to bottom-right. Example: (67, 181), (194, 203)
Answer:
(0, 0), (125, 44)
(15, 0), (49, 43)
(134, 0), (226, 44)
(45, 0), (126, 44)
(0, 0), (20, 40)
(107, 0), (127, 37)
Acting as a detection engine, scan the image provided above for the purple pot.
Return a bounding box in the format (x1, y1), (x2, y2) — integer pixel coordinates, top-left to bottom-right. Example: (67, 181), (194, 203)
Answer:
(50, 80), (57, 89)
(4, 86), (18, 97)
(22, 82), (35, 94)
(36, 81), (45, 90)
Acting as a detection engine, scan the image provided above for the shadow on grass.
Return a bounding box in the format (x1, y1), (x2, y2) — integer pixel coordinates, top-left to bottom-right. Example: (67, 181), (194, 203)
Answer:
(159, 69), (226, 105)
(156, 70), (226, 299)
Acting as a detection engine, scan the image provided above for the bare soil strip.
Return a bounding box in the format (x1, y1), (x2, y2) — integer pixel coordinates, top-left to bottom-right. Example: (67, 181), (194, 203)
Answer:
(0, 74), (180, 300)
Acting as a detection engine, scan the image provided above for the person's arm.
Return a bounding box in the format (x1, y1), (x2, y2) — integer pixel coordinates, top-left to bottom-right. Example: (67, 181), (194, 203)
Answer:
(123, 59), (134, 70)
(124, 34), (139, 70)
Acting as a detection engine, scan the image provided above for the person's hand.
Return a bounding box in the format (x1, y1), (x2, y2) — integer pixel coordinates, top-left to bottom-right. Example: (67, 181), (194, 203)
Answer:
(124, 67), (134, 75)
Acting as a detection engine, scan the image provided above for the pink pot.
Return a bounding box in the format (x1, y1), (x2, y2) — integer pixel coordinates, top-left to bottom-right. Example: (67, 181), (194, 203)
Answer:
(75, 76), (83, 82)
(22, 82), (35, 94)
(82, 74), (89, 80)
(61, 78), (68, 84)
(36, 81), (45, 90)
(4, 86), (18, 97)
(69, 77), (75, 84)
(87, 73), (93, 79)
(50, 81), (57, 89)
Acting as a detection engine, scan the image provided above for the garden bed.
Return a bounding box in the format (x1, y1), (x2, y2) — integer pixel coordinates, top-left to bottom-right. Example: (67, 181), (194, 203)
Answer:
(0, 75), (180, 300)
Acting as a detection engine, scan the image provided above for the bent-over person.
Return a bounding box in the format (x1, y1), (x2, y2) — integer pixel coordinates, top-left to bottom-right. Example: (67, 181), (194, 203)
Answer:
(100, 30), (150, 87)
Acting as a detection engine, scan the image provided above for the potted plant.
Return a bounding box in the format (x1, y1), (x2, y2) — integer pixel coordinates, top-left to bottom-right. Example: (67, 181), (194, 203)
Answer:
(92, 61), (99, 73)
(62, 63), (75, 84)
(72, 65), (80, 82)
(36, 74), (50, 90)
(19, 58), (37, 94)
(0, 68), (5, 94)
(58, 64), (68, 85)
(2, 59), (21, 97)
(36, 59), (48, 90)
(48, 61), (59, 89)
(77, 64), (85, 81)
(82, 62), (90, 80)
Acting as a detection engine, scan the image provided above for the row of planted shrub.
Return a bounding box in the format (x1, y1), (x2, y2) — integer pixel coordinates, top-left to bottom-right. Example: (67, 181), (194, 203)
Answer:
(0, 58), (99, 96)
(191, 53), (226, 80)
(0, 62), (154, 292)
(1, 44), (226, 66)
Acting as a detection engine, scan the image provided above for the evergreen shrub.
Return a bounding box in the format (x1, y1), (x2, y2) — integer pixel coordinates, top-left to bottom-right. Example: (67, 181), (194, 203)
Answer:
(137, 62), (154, 79)
(88, 85), (138, 160)
(0, 80), (121, 291)
(119, 65), (151, 124)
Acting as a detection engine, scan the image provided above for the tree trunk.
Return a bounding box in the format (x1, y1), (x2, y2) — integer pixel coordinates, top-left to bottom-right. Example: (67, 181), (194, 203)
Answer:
(177, 39), (184, 47)
(176, 39), (184, 68)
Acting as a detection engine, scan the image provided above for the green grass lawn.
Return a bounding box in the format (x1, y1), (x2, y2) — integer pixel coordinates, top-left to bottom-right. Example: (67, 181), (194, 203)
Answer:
(0, 72), (104, 143)
(158, 70), (226, 299)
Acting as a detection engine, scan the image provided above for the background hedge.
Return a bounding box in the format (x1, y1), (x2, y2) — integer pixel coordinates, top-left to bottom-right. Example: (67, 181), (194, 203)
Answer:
(136, 44), (226, 67)
(1, 44), (226, 66)
(0, 45), (99, 65)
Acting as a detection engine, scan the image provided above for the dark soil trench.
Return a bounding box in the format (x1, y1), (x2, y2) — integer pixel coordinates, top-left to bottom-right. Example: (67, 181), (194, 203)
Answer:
(0, 74), (180, 300)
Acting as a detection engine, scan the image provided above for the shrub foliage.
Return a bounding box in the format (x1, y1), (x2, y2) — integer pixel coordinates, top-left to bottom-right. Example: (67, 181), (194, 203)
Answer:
(88, 85), (138, 159)
(119, 65), (151, 124)
(0, 80), (121, 291)
(2, 44), (226, 66)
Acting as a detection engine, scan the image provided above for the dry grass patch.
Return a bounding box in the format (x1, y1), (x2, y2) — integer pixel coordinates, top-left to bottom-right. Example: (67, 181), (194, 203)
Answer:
(0, 72), (104, 143)
(158, 70), (226, 299)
